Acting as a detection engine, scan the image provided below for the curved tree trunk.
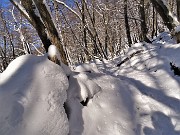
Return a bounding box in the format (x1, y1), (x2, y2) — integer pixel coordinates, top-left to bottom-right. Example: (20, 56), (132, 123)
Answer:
(10, 0), (68, 65)
(150, 0), (177, 31)
(150, 0), (180, 43)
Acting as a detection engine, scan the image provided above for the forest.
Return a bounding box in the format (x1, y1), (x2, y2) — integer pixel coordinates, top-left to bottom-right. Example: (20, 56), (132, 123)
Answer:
(0, 0), (180, 135)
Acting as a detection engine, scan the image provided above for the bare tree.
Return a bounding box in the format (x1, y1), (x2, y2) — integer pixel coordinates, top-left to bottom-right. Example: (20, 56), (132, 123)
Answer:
(10, 0), (68, 65)
(150, 0), (178, 31)
(150, 0), (180, 42)
(176, 0), (180, 21)
(139, 0), (151, 43)
(124, 0), (132, 47)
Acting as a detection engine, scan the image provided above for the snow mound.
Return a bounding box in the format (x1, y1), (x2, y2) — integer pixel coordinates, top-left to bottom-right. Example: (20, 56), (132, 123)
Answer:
(66, 72), (137, 135)
(74, 63), (100, 73)
(48, 45), (71, 76)
(48, 44), (61, 62)
(0, 55), (69, 135)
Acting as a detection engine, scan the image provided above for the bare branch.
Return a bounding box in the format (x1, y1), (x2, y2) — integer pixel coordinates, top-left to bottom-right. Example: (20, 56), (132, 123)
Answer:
(10, 0), (32, 23)
(55, 0), (82, 20)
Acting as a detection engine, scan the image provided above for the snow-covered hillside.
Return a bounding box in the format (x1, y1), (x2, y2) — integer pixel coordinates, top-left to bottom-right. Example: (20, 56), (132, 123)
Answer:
(0, 32), (180, 135)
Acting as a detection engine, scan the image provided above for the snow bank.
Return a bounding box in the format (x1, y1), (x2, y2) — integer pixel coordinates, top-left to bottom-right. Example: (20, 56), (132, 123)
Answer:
(76, 32), (180, 135)
(66, 71), (137, 135)
(98, 32), (180, 135)
(0, 55), (69, 135)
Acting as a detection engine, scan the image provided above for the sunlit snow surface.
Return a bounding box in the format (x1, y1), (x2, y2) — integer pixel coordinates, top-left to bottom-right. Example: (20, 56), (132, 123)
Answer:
(92, 32), (180, 135)
(0, 55), (69, 135)
(0, 32), (180, 135)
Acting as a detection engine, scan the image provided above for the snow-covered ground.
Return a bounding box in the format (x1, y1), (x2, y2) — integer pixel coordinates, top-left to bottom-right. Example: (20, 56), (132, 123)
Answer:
(0, 55), (69, 135)
(0, 32), (180, 135)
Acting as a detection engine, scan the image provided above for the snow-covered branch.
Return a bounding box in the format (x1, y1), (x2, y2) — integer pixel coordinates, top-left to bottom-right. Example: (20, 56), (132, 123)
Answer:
(10, 0), (31, 23)
(11, 6), (31, 54)
(55, 0), (82, 20)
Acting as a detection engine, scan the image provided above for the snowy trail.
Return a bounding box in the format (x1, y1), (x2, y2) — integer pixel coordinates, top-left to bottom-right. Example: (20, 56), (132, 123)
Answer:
(89, 32), (180, 135)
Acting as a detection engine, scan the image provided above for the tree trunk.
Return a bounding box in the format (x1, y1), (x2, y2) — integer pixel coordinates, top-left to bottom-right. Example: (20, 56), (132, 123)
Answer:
(177, 0), (180, 21)
(10, 0), (68, 65)
(152, 6), (155, 38)
(139, 0), (151, 43)
(150, 0), (180, 43)
(81, 0), (91, 61)
(149, 0), (177, 31)
(33, 0), (67, 65)
(124, 0), (132, 47)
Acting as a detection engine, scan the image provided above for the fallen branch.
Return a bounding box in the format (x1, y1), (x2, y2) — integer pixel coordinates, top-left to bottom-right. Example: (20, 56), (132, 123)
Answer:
(117, 50), (143, 67)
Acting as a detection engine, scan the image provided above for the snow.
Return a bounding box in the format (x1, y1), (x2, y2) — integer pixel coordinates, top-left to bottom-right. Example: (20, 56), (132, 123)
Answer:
(0, 55), (69, 135)
(67, 73), (136, 135)
(48, 45), (71, 76)
(0, 32), (180, 135)
(48, 45), (62, 62)
(74, 63), (100, 73)
(175, 25), (180, 33)
(11, 0), (31, 21)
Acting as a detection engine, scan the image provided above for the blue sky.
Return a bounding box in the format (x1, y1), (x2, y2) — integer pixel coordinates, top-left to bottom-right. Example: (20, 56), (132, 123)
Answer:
(1, 0), (9, 7)
(0, 0), (74, 7)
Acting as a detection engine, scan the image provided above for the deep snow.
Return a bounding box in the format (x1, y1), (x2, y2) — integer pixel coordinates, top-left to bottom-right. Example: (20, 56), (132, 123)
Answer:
(0, 55), (69, 135)
(0, 32), (180, 135)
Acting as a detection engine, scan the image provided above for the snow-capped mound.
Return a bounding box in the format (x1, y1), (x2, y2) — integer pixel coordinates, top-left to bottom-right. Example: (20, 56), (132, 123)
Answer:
(48, 44), (62, 63)
(48, 45), (71, 76)
(0, 55), (69, 135)
(66, 72), (137, 135)
(74, 63), (100, 73)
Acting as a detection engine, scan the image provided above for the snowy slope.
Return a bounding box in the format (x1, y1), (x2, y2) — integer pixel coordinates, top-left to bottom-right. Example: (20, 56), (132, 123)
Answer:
(93, 32), (180, 135)
(0, 55), (69, 135)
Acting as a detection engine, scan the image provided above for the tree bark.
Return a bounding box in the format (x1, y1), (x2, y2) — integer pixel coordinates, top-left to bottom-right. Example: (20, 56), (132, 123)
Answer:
(149, 0), (176, 31)
(124, 0), (132, 47)
(151, 6), (155, 38)
(10, 0), (68, 65)
(81, 0), (91, 61)
(139, 0), (151, 43)
(33, 0), (67, 65)
(177, 0), (180, 21)
(150, 0), (180, 43)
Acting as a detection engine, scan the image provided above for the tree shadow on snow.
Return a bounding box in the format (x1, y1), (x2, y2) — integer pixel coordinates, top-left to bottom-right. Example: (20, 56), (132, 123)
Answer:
(0, 55), (46, 133)
(0, 55), (69, 134)
(85, 72), (137, 134)
(118, 75), (180, 113)
(143, 111), (180, 135)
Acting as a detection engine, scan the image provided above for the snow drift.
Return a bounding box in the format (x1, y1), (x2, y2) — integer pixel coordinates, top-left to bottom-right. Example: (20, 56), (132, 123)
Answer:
(0, 55), (69, 135)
